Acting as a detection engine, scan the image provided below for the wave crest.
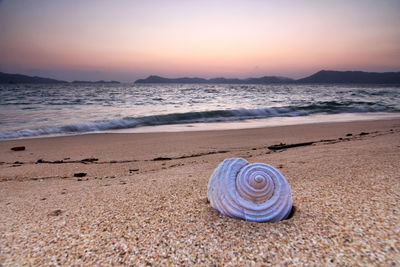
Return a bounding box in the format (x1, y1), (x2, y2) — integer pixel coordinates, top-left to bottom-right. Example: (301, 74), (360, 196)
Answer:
(0, 101), (398, 139)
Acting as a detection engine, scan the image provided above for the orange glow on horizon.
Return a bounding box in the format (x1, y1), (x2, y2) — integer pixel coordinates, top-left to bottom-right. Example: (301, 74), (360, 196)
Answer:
(0, 0), (399, 80)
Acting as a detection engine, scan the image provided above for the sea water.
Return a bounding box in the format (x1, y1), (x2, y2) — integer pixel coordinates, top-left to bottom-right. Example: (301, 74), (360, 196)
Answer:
(0, 83), (399, 139)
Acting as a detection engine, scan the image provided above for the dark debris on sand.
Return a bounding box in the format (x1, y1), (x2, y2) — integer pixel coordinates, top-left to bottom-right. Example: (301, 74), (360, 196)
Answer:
(11, 146), (25, 151)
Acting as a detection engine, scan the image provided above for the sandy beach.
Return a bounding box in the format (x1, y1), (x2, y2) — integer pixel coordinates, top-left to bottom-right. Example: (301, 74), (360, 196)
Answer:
(0, 119), (399, 265)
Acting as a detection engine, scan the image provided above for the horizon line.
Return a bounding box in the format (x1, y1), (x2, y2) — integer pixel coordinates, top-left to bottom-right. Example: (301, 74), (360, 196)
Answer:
(1, 69), (400, 83)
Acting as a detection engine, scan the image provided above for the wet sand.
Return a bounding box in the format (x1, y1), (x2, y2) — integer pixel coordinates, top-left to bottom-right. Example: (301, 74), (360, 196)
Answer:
(1, 119), (399, 265)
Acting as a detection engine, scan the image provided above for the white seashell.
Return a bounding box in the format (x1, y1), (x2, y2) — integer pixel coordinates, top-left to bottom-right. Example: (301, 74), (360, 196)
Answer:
(207, 158), (293, 222)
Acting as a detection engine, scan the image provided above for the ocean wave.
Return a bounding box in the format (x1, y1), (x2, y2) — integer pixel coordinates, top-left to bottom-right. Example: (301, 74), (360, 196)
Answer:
(0, 101), (398, 139)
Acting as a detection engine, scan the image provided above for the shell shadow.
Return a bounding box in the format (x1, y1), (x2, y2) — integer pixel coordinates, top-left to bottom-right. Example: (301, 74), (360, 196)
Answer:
(205, 205), (297, 223)
(283, 205), (296, 220)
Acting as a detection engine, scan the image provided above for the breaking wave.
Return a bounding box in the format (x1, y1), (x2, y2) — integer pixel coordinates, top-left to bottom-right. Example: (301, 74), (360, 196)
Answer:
(0, 100), (398, 139)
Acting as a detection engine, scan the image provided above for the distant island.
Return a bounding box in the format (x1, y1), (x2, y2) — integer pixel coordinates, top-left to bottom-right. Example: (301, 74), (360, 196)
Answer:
(136, 71), (400, 84)
(0, 72), (120, 84)
(0, 72), (68, 84)
(1, 70), (400, 84)
(135, 75), (293, 84)
(296, 70), (400, 84)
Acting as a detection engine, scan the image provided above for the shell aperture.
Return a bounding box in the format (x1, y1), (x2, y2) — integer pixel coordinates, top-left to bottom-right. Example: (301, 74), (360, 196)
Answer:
(207, 158), (293, 222)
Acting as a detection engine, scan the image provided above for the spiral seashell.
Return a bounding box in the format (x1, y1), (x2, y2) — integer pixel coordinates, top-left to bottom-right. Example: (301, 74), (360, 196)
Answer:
(207, 158), (293, 222)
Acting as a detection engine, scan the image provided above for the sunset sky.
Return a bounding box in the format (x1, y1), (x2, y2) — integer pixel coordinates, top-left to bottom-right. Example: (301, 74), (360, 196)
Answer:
(0, 0), (399, 81)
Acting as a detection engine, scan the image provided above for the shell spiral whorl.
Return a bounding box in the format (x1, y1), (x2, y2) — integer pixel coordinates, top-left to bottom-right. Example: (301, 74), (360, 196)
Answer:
(207, 158), (293, 222)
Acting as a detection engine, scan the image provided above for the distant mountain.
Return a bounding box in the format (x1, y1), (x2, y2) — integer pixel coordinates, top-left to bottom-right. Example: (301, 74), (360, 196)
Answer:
(3, 70), (400, 85)
(0, 72), (123, 84)
(0, 72), (67, 84)
(135, 75), (293, 84)
(135, 76), (208, 84)
(297, 70), (400, 84)
(72, 80), (120, 84)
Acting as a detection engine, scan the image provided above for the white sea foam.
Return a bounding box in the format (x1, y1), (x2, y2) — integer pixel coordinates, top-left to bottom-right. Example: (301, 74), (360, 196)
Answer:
(1, 104), (399, 140)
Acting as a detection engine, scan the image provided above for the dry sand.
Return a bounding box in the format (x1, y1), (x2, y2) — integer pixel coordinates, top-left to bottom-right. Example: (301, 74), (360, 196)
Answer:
(0, 119), (399, 266)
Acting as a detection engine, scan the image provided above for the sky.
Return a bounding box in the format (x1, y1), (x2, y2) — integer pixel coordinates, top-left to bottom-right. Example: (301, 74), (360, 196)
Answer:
(0, 0), (399, 82)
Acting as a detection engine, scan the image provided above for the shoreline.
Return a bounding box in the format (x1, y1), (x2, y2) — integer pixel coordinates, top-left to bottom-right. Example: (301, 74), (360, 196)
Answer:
(1, 119), (399, 265)
(111, 112), (400, 134)
(0, 118), (399, 177)
(2, 112), (400, 141)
